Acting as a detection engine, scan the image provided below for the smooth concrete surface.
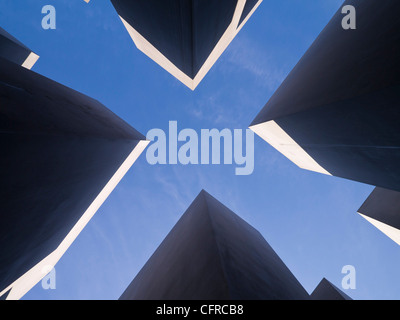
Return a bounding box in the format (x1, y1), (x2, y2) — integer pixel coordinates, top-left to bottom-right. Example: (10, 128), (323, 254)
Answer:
(359, 188), (400, 230)
(0, 26), (38, 69)
(358, 187), (400, 246)
(0, 57), (147, 299)
(250, 0), (400, 192)
(111, 0), (237, 78)
(120, 190), (309, 300)
(311, 278), (352, 300)
(111, 0), (261, 89)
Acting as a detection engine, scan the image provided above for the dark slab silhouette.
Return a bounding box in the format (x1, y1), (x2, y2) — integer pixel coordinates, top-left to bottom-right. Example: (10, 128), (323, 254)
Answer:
(239, 0), (259, 25)
(358, 187), (400, 245)
(250, 0), (400, 192)
(0, 289), (11, 301)
(0, 57), (147, 299)
(110, 0), (262, 89)
(0, 26), (38, 68)
(311, 278), (352, 300)
(120, 190), (309, 300)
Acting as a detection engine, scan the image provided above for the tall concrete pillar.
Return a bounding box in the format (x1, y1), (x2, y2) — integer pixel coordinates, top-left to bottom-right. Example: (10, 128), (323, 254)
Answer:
(311, 278), (352, 300)
(120, 190), (309, 300)
(111, 0), (263, 90)
(250, 0), (400, 192)
(0, 56), (148, 300)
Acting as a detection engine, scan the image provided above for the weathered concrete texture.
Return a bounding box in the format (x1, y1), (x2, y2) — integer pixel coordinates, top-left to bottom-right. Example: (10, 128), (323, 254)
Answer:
(250, 0), (400, 192)
(311, 278), (352, 300)
(120, 190), (309, 300)
(0, 26), (38, 68)
(358, 187), (400, 245)
(0, 57), (146, 299)
(110, 0), (261, 89)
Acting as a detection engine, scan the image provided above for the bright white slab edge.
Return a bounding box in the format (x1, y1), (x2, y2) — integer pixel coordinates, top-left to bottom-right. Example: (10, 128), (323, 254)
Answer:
(21, 52), (39, 70)
(0, 140), (149, 300)
(358, 212), (400, 246)
(250, 120), (332, 176)
(119, 0), (263, 90)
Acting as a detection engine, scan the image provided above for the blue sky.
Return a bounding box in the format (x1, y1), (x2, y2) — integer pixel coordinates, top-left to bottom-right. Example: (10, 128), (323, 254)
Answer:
(1, 0), (399, 300)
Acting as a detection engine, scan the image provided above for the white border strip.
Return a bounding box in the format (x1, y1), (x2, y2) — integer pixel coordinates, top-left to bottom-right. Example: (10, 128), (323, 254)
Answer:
(236, 0), (263, 33)
(21, 52), (39, 70)
(250, 120), (332, 175)
(119, 0), (249, 90)
(0, 140), (149, 300)
(358, 212), (400, 246)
